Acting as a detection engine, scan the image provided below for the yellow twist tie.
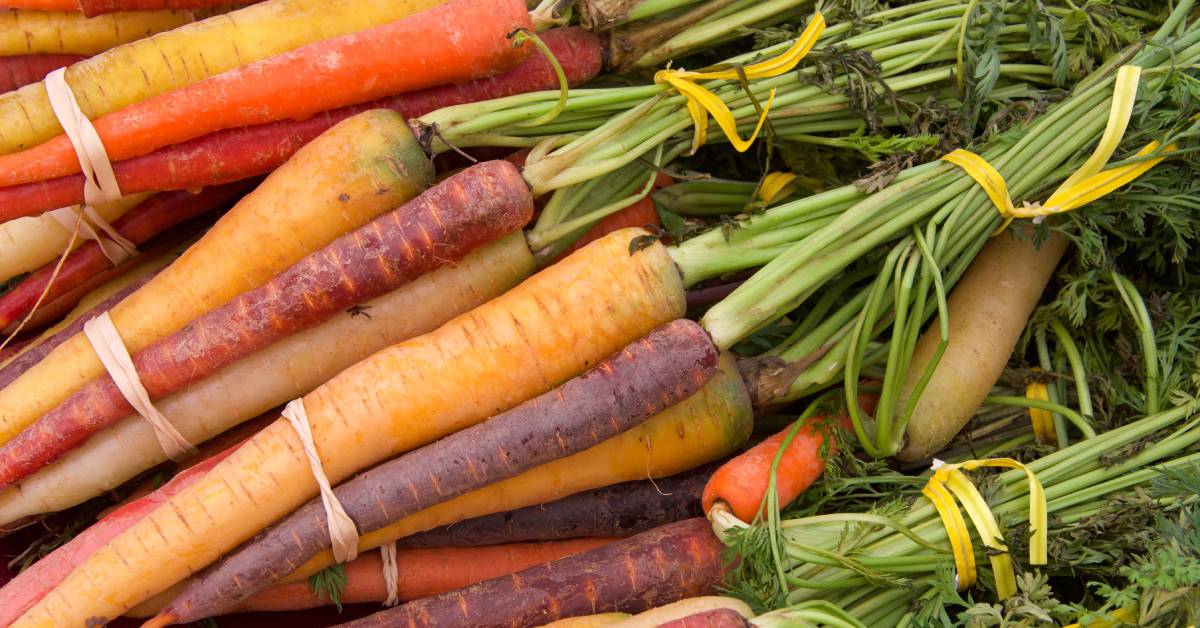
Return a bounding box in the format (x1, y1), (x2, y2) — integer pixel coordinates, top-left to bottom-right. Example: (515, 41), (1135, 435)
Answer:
(922, 457), (1047, 599)
(1025, 368), (1057, 443)
(941, 66), (1175, 233)
(759, 172), (800, 204)
(654, 11), (826, 154)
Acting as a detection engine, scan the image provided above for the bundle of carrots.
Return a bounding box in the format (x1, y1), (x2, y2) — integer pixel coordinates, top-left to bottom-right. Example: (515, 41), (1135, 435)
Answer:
(0, 0), (1196, 626)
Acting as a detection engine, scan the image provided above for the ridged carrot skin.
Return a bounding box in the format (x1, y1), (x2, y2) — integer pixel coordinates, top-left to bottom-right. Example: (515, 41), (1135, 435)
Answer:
(0, 270), (156, 389)
(0, 54), (85, 94)
(658, 609), (753, 628)
(0, 0), (251, 17)
(0, 160), (530, 487)
(0, 9), (197, 56)
(394, 464), (716, 550)
(0, 182), (251, 329)
(336, 518), (726, 628)
(157, 319), (720, 623)
(0, 27), (601, 222)
(0, 0), (532, 188)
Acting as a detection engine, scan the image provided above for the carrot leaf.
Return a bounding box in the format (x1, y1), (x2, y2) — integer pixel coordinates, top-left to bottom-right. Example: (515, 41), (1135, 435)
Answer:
(308, 563), (347, 612)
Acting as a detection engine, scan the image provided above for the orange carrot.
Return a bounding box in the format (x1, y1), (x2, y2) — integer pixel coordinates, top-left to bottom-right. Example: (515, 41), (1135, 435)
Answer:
(236, 538), (614, 612)
(0, 0), (531, 188)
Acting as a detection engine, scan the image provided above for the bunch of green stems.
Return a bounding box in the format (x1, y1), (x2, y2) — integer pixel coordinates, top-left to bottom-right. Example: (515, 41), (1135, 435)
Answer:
(421, 0), (1088, 257)
(713, 396), (1200, 624)
(689, 6), (1198, 455)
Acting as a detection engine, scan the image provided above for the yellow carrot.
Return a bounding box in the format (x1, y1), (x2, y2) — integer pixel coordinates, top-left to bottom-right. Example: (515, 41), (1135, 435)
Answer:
(13, 228), (686, 626)
(0, 0), (444, 154)
(0, 109), (431, 444)
(0, 9), (198, 56)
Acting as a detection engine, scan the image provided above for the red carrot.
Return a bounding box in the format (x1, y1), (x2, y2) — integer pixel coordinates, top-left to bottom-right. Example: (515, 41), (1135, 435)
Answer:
(237, 538), (616, 613)
(0, 0), (533, 189)
(658, 608), (753, 628)
(701, 395), (878, 522)
(394, 464), (717, 550)
(0, 26), (599, 223)
(152, 319), (720, 625)
(0, 0), (255, 15)
(0, 54), (85, 94)
(0, 160), (532, 486)
(0, 182), (252, 329)
(334, 518), (726, 628)
(0, 445), (239, 626)
(0, 269), (158, 389)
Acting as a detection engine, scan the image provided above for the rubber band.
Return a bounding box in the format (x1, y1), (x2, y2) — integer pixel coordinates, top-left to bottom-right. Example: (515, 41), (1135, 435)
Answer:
(1025, 369), (1057, 444)
(922, 458), (1047, 598)
(654, 11), (826, 154)
(83, 311), (197, 461)
(47, 205), (137, 266)
(941, 66), (1174, 233)
(281, 398), (360, 564)
(44, 68), (122, 207)
(380, 542), (401, 607)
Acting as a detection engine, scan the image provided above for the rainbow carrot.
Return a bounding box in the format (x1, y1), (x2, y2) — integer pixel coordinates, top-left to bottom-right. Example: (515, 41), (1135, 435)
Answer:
(0, 0), (532, 188)
(0, 55), (85, 94)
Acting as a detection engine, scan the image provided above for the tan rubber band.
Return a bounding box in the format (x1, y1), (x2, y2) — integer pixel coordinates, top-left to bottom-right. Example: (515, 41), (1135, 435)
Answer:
(381, 542), (401, 607)
(281, 398), (360, 564)
(83, 311), (197, 461)
(47, 205), (138, 266)
(44, 68), (122, 207)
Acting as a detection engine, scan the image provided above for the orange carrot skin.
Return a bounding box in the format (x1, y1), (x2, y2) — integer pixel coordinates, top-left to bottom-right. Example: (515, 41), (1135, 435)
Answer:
(395, 464), (716, 550)
(657, 609), (752, 628)
(237, 538), (615, 612)
(336, 518), (726, 628)
(701, 396), (877, 522)
(0, 447), (237, 626)
(0, 0), (533, 188)
(0, 27), (601, 222)
(160, 319), (720, 623)
(0, 159), (531, 487)
(0, 55), (86, 94)
(0, 270), (157, 389)
(0, 182), (252, 329)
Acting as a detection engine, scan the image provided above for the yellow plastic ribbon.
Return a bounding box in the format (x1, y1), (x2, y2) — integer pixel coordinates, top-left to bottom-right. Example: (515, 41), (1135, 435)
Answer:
(941, 65), (1175, 233)
(654, 11), (826, 154)
(922, 458), (1047, 599)
(1025, 368), (1057, 443)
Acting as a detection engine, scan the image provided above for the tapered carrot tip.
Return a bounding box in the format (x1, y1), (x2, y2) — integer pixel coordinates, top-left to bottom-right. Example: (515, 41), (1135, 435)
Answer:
(142, 612), (175, 628)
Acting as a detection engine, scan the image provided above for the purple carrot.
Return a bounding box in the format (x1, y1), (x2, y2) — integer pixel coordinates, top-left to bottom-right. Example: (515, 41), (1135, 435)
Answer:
(152, 319), (721, 624)
(659, 609), (754, 628)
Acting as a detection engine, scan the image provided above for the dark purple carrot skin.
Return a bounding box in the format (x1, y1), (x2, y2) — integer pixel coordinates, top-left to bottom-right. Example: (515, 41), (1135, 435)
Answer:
(395, 463), (719, 549)
(0, 159), (533, 487)
(335, 518), (726, 628)
(657, 608), (753, 628)
(156, 319), (720, 624)
(0, 270), (160, 389)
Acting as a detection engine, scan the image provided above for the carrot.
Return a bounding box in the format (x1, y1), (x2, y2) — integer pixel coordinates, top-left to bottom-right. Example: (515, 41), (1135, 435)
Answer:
(0, 160), (528, 485)
(654, 608), (753, 628)
(895, 231), (1068, 462)
(76, 0), (256, 18)
(0, 193), (148, 284)
(0, 9), (197, 56)
(393, 464), (716, 550)
(0, 446), (238, 627)
(282, 352), (750, 586)
(543, 615), (632, 628)
(0, 109), (431, 447)
(0, 265), (158, 388)
(0, 0), (447, 155)
(0, 235), (534, 526)
(0, 54), (86, 94)
(613, 597), (754, 628)
(154, 319), (719, 623)
(0, 26), (602, 222)
(11, 228), (685, 626)
(235, 538), (615, 613)
(0, 183), (252, 329)
(333, 518), (726, 628)
(552, 196), (662, 263)
(0, 0), (531, 188)
(0, 338), (34, 364)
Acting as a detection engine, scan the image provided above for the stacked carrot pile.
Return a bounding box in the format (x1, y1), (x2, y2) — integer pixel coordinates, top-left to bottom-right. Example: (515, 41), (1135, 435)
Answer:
(0, 0), (1196, 626)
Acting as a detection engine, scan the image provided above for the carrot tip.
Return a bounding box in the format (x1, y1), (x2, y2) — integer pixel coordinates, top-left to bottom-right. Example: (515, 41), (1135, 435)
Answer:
(141, 613), (176, 628)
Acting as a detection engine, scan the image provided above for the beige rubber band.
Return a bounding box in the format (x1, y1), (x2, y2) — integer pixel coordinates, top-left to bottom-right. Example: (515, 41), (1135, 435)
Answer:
(83, 311), (197, 461)
(281, 398), (360, 564)
(44, 68), (122, 207)
(47, 205), (138, 266)
(381, 542), (401, 607)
